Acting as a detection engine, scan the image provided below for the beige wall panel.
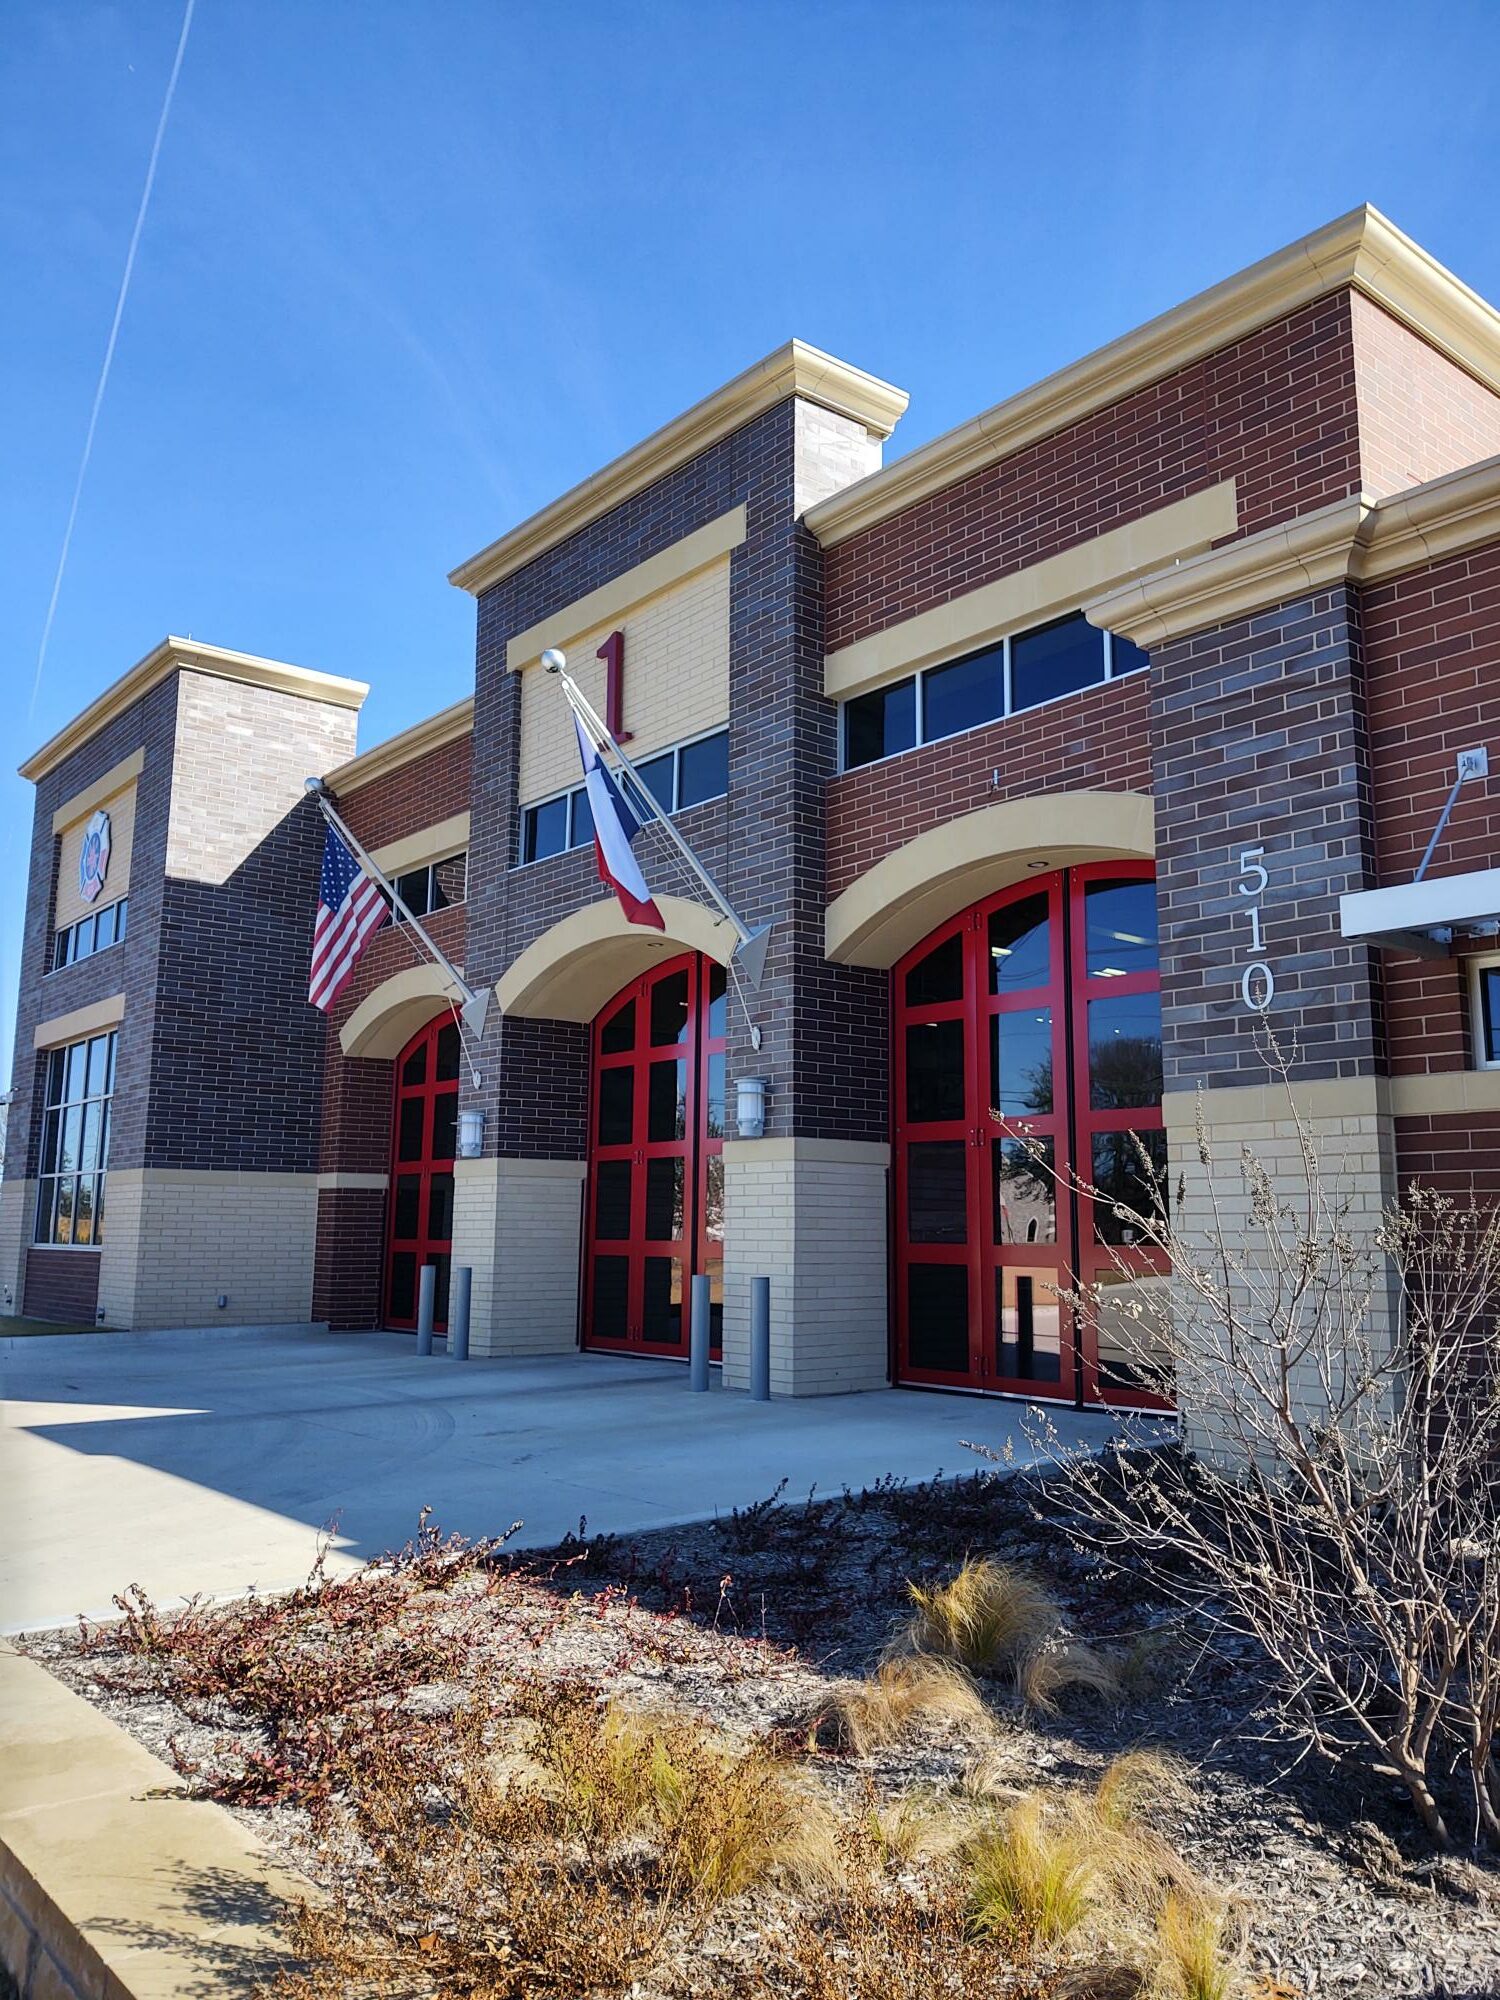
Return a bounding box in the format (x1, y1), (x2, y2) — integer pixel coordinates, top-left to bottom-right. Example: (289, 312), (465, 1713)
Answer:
(34, 992), (126, 1052)
(451, 1157), (585, 1357)
(54, 781), (137, 930)
(518, 558), (730, 806)
(721, 1139), (890, 1396)
(106, 1171), (319, 1329)
(0, 1179), (30, 1317)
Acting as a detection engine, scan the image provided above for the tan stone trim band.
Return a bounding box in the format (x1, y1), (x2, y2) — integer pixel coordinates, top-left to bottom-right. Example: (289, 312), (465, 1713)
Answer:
(49, 749), (144, 836)
(105, 1167), (319, 1191)
(721, 1137), (892, 1166)
(316, 1172), (390, 1192)
(1159, 1070), (1500, 1127)
(450, 341), (908, 596)
(33, 994), (125, 1051)
(1089, 453), (1500, 647)
(1390, 1069), (1500, 1118)
(506, 508), (748, 672)
(325, 697), (473, 797)
(806, 204), (1500, 551)
(454, 1156), (589, 1182)
(825, 483), (1238, 701)
(21, 637), (368, 784)
(369, 811), (471, 877)
(0, 1646), (301, 1999)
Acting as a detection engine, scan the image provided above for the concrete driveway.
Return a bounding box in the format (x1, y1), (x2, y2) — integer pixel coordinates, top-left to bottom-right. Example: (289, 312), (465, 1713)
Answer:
(2, 1326), (1159, 1632)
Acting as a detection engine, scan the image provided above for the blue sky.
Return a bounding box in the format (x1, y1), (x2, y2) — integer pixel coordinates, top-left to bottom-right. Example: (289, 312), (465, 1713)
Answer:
(4, 0), (1500, 1085)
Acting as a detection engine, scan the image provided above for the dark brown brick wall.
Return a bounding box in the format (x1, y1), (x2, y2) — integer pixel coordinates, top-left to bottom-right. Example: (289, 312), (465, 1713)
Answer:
(826, 295), (1363, 656)
(827, 674), (1151, 901)
(1363, 539), (1500, 1076)
(1149, 587), (1383, 1091)
(1396, 1109), (1500, 1196)
(311, 1186), (386, 1329)
(22, 1248), (101, 1322)
(464, 394), (888, 1156)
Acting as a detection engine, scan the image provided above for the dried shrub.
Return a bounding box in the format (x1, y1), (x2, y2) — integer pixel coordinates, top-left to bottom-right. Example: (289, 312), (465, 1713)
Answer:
(794, 1654), (994, 1755)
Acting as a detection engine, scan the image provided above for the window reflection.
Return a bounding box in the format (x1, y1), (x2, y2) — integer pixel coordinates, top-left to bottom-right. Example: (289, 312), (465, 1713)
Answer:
(1087, 994), (1163, 1108)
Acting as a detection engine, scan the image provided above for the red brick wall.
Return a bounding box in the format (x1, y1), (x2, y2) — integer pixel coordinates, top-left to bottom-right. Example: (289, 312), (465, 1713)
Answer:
(826, 295), (1363, 655)
(1396, 1110), (1500, 1197)
(827, 674), (1150, 900)
(1351, 293), (1500, 500)
(1363, 541), (1500, 1075)
(338, 729), (471, 850)
(23, 1248), (101, 1323)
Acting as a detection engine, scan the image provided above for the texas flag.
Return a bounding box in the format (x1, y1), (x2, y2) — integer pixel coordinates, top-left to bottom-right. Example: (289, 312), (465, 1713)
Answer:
(574, 716), (665, 930)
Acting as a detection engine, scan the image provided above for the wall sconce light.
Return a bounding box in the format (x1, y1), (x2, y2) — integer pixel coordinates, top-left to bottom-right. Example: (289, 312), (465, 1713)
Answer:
(736, 1076), (768, 1140)
(457, 1108), (485, 1160)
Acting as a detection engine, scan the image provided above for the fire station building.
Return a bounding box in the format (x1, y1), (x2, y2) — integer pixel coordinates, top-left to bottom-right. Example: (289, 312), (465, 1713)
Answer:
(9, 203), (1500, 1406)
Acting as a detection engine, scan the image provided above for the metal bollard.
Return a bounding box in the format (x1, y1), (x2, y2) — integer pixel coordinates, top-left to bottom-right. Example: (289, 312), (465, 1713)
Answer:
(450, 1266), (472, 1362)
(416, 1263), (436, 1356)
(750, 1276), (771, 1401)
(689, 1272), (711, 1391)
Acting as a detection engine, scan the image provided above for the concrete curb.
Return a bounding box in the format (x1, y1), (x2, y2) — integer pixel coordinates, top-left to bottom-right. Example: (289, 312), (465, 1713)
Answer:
(0, 1648), (307, 1999)
(1, 1322), (331, 1347)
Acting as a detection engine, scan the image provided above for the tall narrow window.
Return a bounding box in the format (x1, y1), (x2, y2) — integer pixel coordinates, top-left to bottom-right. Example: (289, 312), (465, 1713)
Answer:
(34, 1030), (117, 1247)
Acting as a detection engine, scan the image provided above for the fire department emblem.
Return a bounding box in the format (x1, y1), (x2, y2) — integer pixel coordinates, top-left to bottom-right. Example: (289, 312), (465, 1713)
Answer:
(78, 810), (111, 905)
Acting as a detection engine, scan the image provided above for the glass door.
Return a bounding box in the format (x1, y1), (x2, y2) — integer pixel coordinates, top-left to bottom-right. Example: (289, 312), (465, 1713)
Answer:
(385, 1015), (459, 1331)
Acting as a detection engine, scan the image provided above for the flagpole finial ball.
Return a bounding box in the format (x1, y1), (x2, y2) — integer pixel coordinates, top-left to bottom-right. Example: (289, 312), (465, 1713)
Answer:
(541, 647), (566, 675)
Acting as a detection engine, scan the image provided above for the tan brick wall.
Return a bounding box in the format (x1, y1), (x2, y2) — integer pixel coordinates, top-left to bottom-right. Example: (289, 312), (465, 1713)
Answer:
(54, 779), (136, 930)
(1163, 1080), (1399, 1455)
(451, 1156), (586, 1356)
(0, 1179), (29, 1317)
(99, 1170), (319, 1328)
(518, 558), (730, 805)
(721, 1139), (890, 1396)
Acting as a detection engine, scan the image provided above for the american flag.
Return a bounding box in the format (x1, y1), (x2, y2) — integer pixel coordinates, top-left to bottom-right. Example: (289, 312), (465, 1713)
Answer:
(308, 826), (388, 1012)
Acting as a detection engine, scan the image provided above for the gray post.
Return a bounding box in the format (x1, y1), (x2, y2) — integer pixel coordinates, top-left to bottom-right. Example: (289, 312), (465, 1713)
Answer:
(450, 1266), (472, 1362)
(750, 1276), (771, 1401)
(689, 1272), (711, 1391)
(416, 1263), (436, 1357)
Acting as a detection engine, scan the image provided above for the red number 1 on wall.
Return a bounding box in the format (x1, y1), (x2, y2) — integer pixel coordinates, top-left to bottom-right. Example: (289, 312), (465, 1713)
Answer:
(599, 630), (631, 742)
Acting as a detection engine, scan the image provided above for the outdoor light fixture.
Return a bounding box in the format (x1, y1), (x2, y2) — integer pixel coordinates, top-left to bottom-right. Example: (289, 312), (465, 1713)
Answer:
(457, 1108), (485, 1159)
(736, 1075), (768, 1140)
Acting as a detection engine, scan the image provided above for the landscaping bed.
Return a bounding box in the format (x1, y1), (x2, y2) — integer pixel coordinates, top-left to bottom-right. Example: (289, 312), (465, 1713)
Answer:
(24, 1469), (1500, 1999)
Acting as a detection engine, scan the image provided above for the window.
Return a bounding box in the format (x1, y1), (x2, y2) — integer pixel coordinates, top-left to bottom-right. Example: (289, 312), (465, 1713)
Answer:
(1470, 955), (1500, 1068)
(34, 1030), (116, 1248)
(841, 615), (1146, 771)
(519, 729), (728, 866)
(51, 897), (128, 972)
(390, 854), (466, 923)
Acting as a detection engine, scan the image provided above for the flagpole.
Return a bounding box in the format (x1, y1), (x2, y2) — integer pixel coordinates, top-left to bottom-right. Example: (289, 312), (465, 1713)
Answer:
(304, 780), (491, 1043)
(544, 649), (773, 988)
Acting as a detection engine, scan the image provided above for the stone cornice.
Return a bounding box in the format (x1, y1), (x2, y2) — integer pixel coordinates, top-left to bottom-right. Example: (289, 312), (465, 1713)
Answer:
(20, 638), (369, 784)
(1085, 494), (1377, 648)
(324, 696), (473, 797)
(805, 205), (1500, 551)
(1087, 452), (1500, 647)
(448, 341), (908, 598)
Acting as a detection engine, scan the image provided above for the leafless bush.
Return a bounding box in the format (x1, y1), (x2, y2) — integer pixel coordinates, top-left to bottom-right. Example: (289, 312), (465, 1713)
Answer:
(1005, 1065), (1500, 1851)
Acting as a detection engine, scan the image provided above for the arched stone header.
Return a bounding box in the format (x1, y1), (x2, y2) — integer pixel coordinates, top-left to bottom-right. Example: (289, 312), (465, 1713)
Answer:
(339, 964), (466, 1059)
(825, 790), (1155, 969)
(497, 894), (738, 1022)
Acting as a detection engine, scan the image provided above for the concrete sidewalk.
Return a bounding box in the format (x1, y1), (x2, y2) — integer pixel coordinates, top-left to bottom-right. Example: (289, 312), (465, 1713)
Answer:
(2, 1326), (1161, 1631)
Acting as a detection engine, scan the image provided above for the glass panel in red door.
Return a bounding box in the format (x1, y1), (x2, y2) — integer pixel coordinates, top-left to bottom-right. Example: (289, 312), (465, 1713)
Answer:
(385, 1016), (459, 1331)
(584, 954), (724, 1358)
(892, 867), (1167, 1407)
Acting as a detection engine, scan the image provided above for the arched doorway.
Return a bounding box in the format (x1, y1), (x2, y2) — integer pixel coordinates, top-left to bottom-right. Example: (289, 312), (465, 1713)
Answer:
(892, 863), (1166, 1406)
(385, 1014), (460, 1331)
(584, 953), (725, 1356)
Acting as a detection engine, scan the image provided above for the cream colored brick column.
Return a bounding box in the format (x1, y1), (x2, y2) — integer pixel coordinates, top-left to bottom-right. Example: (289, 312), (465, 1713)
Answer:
(0, 1179), (30, 1317)
(97, 1171), (145, 1326)
(451, 1157), (586, 1358)
(721, 1138), (890, 1396)
(1162, 1077), (1400, 1457)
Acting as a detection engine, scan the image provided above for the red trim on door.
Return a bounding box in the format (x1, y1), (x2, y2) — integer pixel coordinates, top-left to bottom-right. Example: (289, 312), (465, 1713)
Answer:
(384, 1014), (459, 1332)
(583, 953), (725, 1358)
(891, 866), (1169, 1409)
